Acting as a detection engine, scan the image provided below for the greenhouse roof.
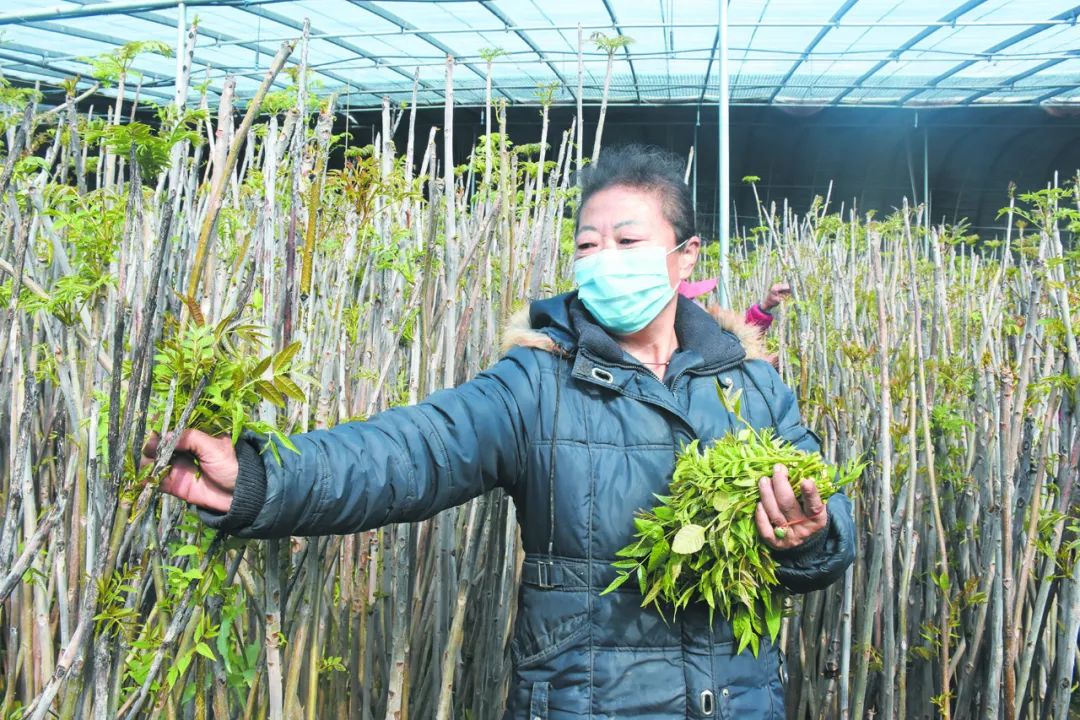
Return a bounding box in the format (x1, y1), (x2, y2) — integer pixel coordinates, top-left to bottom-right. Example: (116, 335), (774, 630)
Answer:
(1, 0), (1079, 109)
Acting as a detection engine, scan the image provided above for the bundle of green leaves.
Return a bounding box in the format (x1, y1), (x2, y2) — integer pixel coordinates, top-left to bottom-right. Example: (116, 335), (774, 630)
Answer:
(602, 387), (863, 655)
(148, 313), (306, 465)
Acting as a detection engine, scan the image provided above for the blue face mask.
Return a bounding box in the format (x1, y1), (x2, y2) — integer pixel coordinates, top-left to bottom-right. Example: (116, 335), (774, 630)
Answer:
(574, 243), (685, 335)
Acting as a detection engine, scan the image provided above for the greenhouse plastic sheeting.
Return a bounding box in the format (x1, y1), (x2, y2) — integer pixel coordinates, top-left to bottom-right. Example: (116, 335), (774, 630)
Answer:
(0, 0), (1078, 108)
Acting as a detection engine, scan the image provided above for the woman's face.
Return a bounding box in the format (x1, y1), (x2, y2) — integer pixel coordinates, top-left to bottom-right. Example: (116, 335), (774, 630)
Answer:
(575, 185), (700, 289)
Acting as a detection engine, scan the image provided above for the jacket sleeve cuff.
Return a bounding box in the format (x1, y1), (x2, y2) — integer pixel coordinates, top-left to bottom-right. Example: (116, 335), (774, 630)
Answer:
(197, 437), (268, 533)
(770, 517), (828, 561)
(771, 492), (856, 594)
(745, 303), (775, 330)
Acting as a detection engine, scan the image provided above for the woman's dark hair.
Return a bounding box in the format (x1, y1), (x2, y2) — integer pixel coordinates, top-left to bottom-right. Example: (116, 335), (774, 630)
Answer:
(576, 144), (696, 243)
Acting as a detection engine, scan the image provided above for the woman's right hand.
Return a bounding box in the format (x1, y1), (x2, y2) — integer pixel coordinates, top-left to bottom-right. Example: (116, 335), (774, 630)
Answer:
(141, 429), (239, 514)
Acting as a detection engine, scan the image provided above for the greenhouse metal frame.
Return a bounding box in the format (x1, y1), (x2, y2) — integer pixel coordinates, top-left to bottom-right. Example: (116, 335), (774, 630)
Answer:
(0, 0), (1078, 109)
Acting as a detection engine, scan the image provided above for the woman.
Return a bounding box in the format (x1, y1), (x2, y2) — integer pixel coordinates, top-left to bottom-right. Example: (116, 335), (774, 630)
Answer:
(150, 145), (854, 719)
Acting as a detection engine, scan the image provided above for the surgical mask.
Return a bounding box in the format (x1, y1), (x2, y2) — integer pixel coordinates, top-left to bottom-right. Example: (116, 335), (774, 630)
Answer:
(574, 242), (686, 334)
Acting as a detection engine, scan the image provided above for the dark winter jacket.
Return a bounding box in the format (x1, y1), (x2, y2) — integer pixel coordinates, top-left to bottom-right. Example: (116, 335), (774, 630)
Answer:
(202, 292), (856, 719)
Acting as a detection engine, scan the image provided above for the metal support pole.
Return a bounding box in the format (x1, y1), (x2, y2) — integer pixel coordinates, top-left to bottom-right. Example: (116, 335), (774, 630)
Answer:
(924, 123), (930, 226)
(0, 0), (253, 26)
(692, 106), (700, 214)
(718, 0), (730, 309)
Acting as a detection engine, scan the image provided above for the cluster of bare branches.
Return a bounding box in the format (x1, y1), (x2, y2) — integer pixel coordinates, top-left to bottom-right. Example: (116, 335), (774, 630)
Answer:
(714, 186), (1079, 719)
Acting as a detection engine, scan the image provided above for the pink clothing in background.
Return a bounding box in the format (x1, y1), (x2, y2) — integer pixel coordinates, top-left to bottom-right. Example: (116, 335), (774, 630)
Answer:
(677, 278), (774, 333)
(744, 303), (774, 332)
(677, 278), (718, 299)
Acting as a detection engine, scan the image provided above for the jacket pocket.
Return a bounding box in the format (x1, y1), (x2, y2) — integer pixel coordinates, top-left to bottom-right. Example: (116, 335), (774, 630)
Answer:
(714, 645), (786, 720)
(510, 582), (590, 670)
(511, 610), (590, 669)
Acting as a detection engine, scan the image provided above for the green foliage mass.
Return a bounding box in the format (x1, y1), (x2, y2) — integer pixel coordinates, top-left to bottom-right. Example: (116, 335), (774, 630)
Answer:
(13, 186), (127, 323)
(86, 107), (205, 177)
(148, 314), (307, 464)
(113, 513), (259, 700)
(81, 40), (173, 86)
(603, 386), (865, 656)
(1001, 181), (1080, 236)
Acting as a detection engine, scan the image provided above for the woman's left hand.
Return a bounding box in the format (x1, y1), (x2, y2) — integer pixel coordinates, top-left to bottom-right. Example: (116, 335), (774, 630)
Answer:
(754, 463), (828, 551)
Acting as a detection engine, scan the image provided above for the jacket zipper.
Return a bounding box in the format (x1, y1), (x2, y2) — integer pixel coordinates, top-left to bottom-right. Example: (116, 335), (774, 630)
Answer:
(575, 352), (744, 436)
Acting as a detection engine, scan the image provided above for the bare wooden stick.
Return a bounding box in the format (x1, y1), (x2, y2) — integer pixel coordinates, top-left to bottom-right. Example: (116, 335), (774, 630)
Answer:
(186, 41), (295, 301)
